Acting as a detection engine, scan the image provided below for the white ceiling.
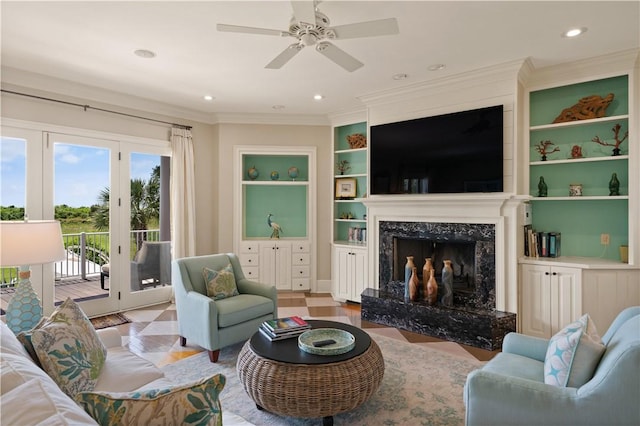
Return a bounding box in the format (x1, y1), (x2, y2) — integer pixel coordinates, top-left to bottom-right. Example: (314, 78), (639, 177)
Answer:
(1, 1), (639, 121)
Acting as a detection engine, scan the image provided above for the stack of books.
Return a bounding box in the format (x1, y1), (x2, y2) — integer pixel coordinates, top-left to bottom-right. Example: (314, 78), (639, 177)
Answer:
(259, 316), (311, 341)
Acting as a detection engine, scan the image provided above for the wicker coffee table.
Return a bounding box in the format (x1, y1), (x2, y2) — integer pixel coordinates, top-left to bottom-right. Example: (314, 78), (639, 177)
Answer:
(237, 320), (384, 426)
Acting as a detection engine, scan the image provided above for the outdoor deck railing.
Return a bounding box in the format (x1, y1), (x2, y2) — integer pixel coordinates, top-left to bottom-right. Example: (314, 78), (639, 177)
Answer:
(0, 229), (160, 285)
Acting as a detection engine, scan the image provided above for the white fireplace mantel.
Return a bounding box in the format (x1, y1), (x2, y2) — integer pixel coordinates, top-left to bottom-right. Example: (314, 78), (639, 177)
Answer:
(363, 193), (524, 313)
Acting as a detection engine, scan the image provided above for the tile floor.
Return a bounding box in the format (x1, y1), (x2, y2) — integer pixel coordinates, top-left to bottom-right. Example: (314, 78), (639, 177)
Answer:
(113, 292), (499, 368)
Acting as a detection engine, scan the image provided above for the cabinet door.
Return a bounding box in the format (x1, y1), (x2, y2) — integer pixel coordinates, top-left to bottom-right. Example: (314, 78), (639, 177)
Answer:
(259, 243), (277, 285)
(521, 264), (552, 338)
(551, 266), (582, 333)
(334, 248), (351, 300)
(352, 248), (368, 303)
(259, 242), (292, 290)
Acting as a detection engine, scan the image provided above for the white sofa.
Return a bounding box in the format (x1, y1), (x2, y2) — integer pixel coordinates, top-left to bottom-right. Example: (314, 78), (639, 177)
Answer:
(1, 320), (252, 425)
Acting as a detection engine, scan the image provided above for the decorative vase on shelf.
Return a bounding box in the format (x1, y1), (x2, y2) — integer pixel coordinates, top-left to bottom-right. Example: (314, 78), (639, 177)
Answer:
(270, 170), (279, 180)
(426, 268), (438, 306)
(609, 172), (620, 196)
(422, 258), (433, 300)
(247, 166), (259, 180)
(537, 176), (548, 197)
(404, 256), (415, 302)
(441, 260), (453, 307)
(288, 166), (299, 181)
(409, 267), (419, 302)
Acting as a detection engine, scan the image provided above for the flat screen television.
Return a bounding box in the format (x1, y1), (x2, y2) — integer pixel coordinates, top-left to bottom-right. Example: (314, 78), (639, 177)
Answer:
(370, 105), (504, 194)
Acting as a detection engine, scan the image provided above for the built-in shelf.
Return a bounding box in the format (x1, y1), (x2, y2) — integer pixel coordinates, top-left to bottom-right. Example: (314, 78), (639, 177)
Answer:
(529, 114), (629, 131)
(530, 155), (628, 166)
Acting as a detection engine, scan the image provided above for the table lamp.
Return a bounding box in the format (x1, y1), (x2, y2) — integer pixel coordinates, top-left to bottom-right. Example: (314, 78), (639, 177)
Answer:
(0, 220), (66, 334)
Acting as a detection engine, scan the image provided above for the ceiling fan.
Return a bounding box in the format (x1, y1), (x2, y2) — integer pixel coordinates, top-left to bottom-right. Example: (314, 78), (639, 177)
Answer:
(216, 1), (399, 72)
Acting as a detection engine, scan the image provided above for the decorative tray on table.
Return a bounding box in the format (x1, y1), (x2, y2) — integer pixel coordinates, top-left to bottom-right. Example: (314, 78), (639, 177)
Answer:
(298, 328), (355, 356)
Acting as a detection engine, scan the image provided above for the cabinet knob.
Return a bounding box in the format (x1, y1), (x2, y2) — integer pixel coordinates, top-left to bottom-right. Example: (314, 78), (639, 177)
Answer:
(552, 272), (557, 276)
(545, 272), (550, 275)
(299, 258), (303, 261)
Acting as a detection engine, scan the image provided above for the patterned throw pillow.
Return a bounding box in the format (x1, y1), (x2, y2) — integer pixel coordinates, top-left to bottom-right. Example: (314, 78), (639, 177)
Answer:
(31, 297), (107, 398)
(75, 373), (226, 426)
(544, 314), (605, 388)
(203, 264), (239, 300)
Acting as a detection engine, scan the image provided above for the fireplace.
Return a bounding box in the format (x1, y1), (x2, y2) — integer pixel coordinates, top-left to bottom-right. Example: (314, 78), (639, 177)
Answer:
(380, 220), (496, 310)
(360, 213), (516, 350)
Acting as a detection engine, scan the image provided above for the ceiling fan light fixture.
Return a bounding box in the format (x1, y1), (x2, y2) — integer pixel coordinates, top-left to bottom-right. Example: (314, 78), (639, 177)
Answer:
(300, 32), (317, 46)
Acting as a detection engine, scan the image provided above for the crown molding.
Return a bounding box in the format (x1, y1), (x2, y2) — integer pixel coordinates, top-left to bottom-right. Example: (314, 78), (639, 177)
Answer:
(211, 112), (329, 126)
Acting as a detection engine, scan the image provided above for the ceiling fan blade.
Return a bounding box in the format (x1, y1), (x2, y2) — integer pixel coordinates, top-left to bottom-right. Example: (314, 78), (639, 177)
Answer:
(316, 42), (363, 72)
(330, 18), (399, 39)
(216, 23), (288, 37)
(265, 43), (304, 69)
(290, 1), (317, 26)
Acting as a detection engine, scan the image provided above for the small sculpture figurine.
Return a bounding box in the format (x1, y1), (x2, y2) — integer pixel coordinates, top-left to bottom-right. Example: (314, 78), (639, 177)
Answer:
(570, 145), (583, 159)
(336, 160), (351, 175)
(553, 93), (614, 123)
(609, 173), (620, 196)
(346, 133), (367, 149)
(267, 213), (282, 239)
(535, 140), (560, 161)
(538, 176), (548, 197)
(592, 123), (628, 156)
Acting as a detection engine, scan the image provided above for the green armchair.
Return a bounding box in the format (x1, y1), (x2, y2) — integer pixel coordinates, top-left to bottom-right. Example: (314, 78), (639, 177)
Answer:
(464, 306), (640, 425)
(172, 253), (277, 362)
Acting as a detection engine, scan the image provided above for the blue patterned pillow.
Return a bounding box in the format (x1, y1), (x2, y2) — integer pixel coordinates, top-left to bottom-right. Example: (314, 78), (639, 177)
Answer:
(31, 298), (107, 398)
(544, 314), (605, 387)
(75, 373), (225, 426)
(203, 264), (239, 300)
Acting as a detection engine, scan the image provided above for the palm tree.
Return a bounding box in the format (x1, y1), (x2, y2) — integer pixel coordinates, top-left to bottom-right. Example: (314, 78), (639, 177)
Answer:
(93, 166), (161, 251)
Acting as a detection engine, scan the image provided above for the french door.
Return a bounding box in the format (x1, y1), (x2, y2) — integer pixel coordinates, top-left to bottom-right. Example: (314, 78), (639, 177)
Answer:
(1, 123), (171, 317)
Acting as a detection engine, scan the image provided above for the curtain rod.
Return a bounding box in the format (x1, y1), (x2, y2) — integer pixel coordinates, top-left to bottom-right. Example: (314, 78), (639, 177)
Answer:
(1, 89), (192, 130)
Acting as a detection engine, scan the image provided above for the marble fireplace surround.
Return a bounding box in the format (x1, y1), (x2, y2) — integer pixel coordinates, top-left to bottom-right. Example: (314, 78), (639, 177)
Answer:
(361, 195), (517, 350)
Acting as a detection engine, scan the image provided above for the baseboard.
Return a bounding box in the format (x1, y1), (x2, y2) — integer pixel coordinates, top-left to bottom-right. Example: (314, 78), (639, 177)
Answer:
(315, 279), (332, 294)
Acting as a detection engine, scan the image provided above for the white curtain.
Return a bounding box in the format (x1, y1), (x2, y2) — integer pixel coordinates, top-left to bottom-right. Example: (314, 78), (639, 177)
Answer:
(170, 127), (196, 259)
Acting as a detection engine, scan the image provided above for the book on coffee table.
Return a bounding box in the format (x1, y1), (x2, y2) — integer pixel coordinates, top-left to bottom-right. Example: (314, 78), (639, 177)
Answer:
(259, 324), (307, 341)
(262, 316), (310, 334)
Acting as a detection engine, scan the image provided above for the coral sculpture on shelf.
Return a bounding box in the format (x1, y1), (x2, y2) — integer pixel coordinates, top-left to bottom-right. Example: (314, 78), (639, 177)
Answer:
(535, 140), (560, 161)
(553, 93), (614, 123)
(336, 160), (351, 175)
(346, 133), (367, 149)
(592, 123), (628, 156)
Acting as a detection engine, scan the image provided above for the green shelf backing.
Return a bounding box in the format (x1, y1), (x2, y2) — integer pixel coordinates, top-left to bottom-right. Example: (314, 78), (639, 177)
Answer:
(530, 120), (629, 159)
(335, 150), (367, 175)
(530, 199), (628, 261)
(334, 202), (367, 221)
(530, 160), (628, 197)
(242, 155), (308, 181)
(244, 185), (307, 238)
(335, 122), (367, 151)
(530, 75), (628, 126)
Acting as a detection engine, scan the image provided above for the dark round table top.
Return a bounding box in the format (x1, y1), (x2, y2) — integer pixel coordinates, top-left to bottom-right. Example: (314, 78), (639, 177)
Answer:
(249, 319), (372, 365)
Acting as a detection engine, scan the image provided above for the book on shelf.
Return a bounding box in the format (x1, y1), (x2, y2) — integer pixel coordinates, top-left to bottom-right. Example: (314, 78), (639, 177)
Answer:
(259, 324), (308, 342)
(262, 316), (310, 334)
(523, 226), (561, 258)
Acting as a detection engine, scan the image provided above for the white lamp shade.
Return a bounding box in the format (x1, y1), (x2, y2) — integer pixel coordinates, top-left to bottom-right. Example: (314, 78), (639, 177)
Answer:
(0, 220), (66, 266)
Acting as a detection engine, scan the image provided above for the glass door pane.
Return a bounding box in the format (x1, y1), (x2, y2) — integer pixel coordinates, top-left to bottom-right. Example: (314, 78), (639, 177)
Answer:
(121, 151), (172, 309)
(50, 134), (119, 316)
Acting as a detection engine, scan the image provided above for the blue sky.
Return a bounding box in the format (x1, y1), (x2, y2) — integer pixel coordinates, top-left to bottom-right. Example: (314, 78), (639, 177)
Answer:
(1, 137), (160, 207)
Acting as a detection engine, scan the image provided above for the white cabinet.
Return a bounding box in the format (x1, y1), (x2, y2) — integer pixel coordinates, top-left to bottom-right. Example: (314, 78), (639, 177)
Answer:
(260, 241), (292, 290)
(520, 263), (582, 338)
(332, 245), (368, 303)
(291, 242), (311, 291)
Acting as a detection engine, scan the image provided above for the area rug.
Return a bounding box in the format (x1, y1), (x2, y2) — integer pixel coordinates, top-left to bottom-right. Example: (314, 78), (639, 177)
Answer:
(162, 333), (484, 425)
(90, 313), (131, 329)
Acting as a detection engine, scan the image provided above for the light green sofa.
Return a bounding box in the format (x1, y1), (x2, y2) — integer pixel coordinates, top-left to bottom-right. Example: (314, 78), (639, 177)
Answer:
(464, 306), (640, 425)
(172, 253), (277, 362)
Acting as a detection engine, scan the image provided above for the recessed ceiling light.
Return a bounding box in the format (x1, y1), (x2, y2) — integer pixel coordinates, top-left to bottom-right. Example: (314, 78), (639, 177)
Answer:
(562, 27), (587, 38)
(134, 49), (156, 58)
(393, 73), (408, 80)
(203, 95), (214, 101)
(314, 94), (324, 101)
(428, 64), (446, 71)
(272, 105), (285, 110)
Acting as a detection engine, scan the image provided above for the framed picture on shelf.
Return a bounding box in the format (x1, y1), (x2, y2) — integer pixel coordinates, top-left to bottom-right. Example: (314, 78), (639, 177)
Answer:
(335, 178), (357, 199)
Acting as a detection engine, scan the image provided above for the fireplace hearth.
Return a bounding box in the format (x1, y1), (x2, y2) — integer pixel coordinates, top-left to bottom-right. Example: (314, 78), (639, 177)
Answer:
(361, 219), (516, 350)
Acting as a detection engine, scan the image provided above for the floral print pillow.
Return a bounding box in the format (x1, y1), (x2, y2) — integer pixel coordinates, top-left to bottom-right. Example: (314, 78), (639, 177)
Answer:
(31, 297), (107, 398)
(202, 264), (239, 300)
(75, 373), (226, 426)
